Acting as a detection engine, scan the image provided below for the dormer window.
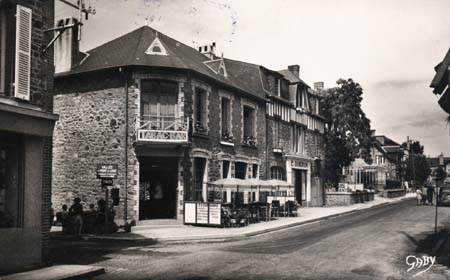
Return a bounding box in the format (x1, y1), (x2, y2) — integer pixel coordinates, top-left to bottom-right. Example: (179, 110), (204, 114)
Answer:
(145, 35), (168, 56)
(275, 78), (280, 96)
(152, 46), (161, 53)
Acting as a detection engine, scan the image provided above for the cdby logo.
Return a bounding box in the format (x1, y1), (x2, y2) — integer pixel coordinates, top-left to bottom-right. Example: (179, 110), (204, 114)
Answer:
(405, 255), (435, 277)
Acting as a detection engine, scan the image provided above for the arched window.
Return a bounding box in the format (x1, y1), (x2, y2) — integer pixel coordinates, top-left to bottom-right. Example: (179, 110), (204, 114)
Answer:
(271, 166), (285, 181)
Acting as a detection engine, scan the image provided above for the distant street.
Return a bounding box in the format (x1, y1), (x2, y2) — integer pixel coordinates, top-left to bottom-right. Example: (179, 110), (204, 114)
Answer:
(51, 199), (450, 280)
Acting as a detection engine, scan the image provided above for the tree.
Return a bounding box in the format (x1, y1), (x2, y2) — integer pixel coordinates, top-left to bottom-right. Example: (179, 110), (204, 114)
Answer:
(401, 140), (431, 185)
(401, 140), (424, 155)
(321, 78), (373, 187)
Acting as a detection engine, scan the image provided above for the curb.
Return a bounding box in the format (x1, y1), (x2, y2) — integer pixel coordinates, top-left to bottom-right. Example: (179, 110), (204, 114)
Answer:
(52, 196), (414, 245)
(1, 265), (105, 280)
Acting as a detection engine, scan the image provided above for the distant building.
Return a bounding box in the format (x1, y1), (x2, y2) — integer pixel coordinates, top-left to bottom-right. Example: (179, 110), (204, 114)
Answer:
(430, 47), (450, 114)
(344, 132), (404, 191)
(0, 0), (57, 274)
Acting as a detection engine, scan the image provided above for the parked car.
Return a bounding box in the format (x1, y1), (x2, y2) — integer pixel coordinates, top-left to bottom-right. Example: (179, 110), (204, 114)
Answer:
(437, 185), (450, 207)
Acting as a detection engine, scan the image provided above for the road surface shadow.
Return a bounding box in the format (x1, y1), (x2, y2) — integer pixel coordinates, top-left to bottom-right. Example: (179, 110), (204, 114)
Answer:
(400, 229), (450, 269)
(50, 232), (166, 266)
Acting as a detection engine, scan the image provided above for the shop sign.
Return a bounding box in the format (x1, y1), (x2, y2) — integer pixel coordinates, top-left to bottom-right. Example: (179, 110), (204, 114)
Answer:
(101, 178), (114, 186)
(97, 164), (118, 179)
(292, 160), (308, 168)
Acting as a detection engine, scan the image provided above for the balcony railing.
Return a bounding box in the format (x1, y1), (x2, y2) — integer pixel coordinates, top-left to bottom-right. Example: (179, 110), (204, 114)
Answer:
(137, 116), (189, 143)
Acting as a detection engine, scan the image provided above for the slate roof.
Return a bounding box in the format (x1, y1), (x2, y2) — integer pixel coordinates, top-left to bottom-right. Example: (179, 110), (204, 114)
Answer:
(223, 58), (267, 96)
(56, 26), (266, 100)
(278, 69), (310, 88)
(375, 135), (400, 147)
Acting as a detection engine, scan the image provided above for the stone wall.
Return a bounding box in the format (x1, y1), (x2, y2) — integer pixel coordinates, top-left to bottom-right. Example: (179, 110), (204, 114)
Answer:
(53, 73), (138, 225)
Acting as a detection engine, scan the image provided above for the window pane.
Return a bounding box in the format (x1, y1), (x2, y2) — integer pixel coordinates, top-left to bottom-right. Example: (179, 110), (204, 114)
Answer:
(235, 162), (247, 179)
(221, 98), (230, 135)
(222, 160), (230, 179)
(243, 106), (254, 138)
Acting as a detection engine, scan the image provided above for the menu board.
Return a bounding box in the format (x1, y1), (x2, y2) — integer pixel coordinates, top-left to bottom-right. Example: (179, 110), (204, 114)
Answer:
(196, 203), (209, 224)
(184, 202), (196, 224)
(209, 203), (221, 225)
(184, 202), (222, 226)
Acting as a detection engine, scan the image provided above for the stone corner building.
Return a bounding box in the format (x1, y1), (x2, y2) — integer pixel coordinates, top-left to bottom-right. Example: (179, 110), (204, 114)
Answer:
(52, 24), (326, 225)
(0, 0), (57, 274)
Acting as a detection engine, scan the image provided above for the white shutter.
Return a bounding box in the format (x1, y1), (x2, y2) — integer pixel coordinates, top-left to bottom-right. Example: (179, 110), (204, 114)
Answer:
(14, 5), (32, 101)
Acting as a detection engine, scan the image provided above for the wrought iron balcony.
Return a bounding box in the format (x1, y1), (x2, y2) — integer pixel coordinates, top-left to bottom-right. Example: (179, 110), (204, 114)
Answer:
(137, 116), (189, 143)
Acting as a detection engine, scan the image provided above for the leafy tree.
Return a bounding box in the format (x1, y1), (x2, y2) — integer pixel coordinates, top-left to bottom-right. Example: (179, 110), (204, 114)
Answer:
(321, 78), (373, 187)
(401, 140), (424, 155)
(401, 140), (431, 185)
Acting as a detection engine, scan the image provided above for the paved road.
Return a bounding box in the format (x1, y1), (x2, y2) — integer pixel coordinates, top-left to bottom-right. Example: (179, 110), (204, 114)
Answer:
(51, 199), (450, 279)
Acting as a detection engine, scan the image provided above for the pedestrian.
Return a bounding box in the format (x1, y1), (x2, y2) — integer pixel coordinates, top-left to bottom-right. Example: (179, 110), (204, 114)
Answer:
(69, 197), (84, 237)
(416, 188), (422, 205)
(427, 185), (435, 205)
(50, 204), (55, 230)
(83, 203), (97, 234)
(60, 204), (70, 234)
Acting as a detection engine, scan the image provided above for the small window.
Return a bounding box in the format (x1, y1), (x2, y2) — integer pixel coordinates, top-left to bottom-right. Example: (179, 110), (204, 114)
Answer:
(194, 88), (207, 133)
(222, 160), (230, 179)
(0, 4), (16, 96)
(275, 78), (280, 96)
(252, 164), (258, 178)
(292, 125), (304, 154)
(221, 97), (231, 140)
(243, 105), (255, 141)
(271, 166), (285, 181)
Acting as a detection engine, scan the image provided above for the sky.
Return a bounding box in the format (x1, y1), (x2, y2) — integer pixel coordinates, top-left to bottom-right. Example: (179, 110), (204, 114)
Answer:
(55, 0), (450, 156)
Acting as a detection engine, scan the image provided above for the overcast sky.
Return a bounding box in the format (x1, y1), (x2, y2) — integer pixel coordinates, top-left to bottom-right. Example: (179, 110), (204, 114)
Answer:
(55, 0), (450, 156)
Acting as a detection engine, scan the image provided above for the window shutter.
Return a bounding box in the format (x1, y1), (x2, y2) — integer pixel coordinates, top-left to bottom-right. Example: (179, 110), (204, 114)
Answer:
(14, 5), (32, 101)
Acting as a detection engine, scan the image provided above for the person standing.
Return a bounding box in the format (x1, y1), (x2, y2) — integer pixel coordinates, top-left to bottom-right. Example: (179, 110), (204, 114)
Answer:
(69, 198), (84, 237)
(416, 188), (422, 205)
(427, 185), (435, 206)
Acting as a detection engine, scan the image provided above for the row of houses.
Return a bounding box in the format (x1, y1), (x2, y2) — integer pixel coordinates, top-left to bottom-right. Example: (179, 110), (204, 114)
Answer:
(51, 23), (327, 224)
(0, 1), (417, 273)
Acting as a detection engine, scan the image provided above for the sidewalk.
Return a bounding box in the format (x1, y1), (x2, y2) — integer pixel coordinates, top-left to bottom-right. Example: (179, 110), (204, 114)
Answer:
(51, 193), (415, 244)
(1, 265), (105, 280)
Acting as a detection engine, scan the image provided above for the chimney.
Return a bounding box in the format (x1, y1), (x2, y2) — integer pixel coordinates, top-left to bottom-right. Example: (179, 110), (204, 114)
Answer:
(314, 82), (324, 91)
(287, 65), (299, 78)
(55, 18), (80, 73)
(198, 42), (216, 60)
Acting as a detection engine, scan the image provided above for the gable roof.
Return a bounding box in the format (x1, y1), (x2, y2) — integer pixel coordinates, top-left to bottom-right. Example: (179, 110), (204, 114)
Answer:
(375, 135), (400, 147)
(278, 69), (310, 88)
(56, 26), (265, 100)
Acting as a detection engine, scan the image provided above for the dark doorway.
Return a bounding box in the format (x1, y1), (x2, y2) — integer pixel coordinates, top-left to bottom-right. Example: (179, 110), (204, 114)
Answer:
(139, 157), (178, 220)
(294, 169), (307, 205)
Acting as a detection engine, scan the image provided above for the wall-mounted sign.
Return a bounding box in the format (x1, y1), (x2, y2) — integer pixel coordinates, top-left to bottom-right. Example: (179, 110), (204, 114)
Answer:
(292, 160), (308, 168)
(97, 164), (118, 179)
